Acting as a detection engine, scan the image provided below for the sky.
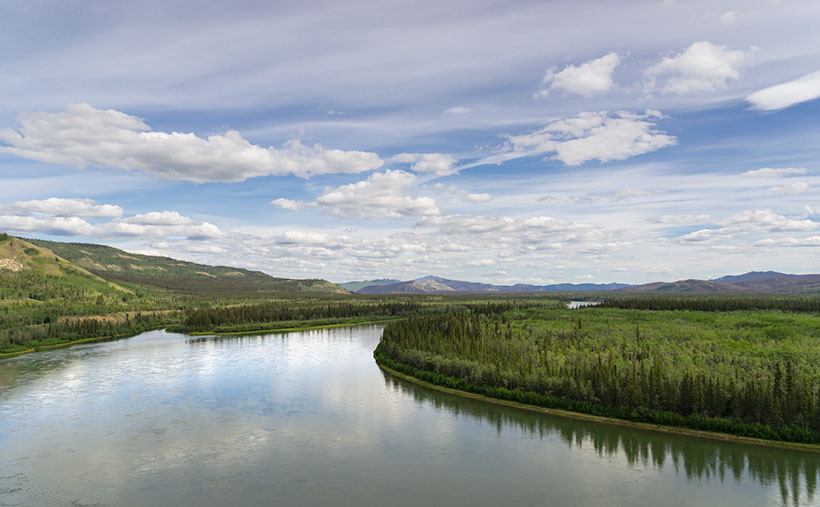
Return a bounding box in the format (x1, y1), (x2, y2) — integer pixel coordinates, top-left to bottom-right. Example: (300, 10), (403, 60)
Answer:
(1, 0), (819, 285)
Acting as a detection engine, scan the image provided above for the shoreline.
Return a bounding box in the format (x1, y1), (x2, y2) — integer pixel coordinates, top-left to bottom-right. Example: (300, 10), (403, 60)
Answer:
(375, 358), (820, 454)
(0, 324), (167, 359)
(0, 319), (402, 358)
(180, 317), (405, 336)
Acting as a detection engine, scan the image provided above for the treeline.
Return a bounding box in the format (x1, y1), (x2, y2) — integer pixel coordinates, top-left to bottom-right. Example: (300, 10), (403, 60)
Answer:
(0, 311), (172, 353)
(600, 295), (820, 312)
(180, 300), (526, 331)
(377, 309), (820, 444)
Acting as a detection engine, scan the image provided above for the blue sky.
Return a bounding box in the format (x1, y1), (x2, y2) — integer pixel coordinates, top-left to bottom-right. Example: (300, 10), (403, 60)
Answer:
(1, 0), (819, 284)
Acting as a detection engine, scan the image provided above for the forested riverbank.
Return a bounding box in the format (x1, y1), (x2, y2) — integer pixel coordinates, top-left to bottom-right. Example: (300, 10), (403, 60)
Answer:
(376, 305), (820, 445)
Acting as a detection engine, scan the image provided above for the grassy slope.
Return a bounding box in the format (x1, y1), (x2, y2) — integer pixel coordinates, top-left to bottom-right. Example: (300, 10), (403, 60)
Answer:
(0, 235), (133, 304)
(30, 238), (348, 296)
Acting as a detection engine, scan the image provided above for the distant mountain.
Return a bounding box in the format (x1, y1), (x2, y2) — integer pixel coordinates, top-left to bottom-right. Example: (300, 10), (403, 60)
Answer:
(28, 238), (348, 296)
(622, 272), (820, 294)
(710, 271), (790, 284)
(619, 279), (745, 293)
(338, 279), (401, 292)
(356, 275), (630, 294)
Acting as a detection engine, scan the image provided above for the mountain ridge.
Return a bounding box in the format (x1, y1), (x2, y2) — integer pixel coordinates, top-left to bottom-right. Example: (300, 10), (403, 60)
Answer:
(26, 237), (348, 296)
(353, 272), (820, 295)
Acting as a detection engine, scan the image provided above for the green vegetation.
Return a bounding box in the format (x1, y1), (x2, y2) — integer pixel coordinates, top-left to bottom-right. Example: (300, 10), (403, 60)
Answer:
(0, 234), (351, 354)
(30, 238), (347, 297)
(600, 295), (820, 312)
(376, 305), (820, 444)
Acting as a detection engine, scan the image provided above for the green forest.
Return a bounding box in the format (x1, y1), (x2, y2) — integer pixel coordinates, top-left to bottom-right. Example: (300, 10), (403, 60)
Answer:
(376, 305), (820, 444)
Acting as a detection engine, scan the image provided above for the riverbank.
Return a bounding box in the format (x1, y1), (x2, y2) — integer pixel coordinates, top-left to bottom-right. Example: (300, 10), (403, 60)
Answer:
(0, 319), (403, 359)
(176, 316), (406, 336)
(374, 353), (820, 453)
(0, 324), (167, 359)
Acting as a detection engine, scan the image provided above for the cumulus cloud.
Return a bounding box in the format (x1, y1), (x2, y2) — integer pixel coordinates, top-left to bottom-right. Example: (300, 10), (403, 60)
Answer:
(390, 152), (458, 176)
(0, 202), (222, 240)
(270, 198), (307, 211)
(747, 70), (820, 111)
(415, 214), (614, 250)
(0, 197), (122, 218)
(494, 110), (675, 166)
(0, 104), (384, 182)
(675, 209), (817, 243)
(0, 215), (96, 236)
(645, 41), (754, 94)
(537, 52), (621, 98)
(273, 170), (440, 219)
(464, 193), (493, 204)
(742, 167), (808, 178)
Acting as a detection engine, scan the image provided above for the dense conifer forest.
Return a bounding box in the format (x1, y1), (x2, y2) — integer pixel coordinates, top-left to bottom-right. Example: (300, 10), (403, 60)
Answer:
(376, 305), (820, 444)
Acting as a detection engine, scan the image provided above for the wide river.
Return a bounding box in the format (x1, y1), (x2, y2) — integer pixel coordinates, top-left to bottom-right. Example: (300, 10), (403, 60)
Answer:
(1, 326), (818, 506)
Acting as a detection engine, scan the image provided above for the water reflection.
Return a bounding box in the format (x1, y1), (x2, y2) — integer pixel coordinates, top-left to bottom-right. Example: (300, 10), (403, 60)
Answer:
(381, 370), (820, 507)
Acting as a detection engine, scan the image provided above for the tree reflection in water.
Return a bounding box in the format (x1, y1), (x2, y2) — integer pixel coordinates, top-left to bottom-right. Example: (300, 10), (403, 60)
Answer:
(382, 371), (819, 507)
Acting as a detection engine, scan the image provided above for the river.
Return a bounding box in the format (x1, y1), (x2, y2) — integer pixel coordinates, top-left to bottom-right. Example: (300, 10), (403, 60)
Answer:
(1, 326), (818, 506)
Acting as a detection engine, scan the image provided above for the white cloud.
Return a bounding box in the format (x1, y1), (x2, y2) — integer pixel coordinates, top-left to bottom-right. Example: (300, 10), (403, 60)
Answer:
(277, 170), (440, 219)
(742, 167), (808, 178)
(464, 193), (493, 204)
(537, 52), (621, 98)
(444, 106), (471, 115)
(746, 70), (820, 111)
(769, 182), (809, 194)
(756, 236), (820, 248)
(645, 41), (754, 94)
(416, 214), (612, 248)
(0, 215), (95, 236)
(390, 152), (458, 176)
(719, 11), (738, 25)
(496, 110), (675, 166)
(675, 209), (817, 243)
(0, 204), (223, 240)
(270, 198), (307, 211)
(657, 214), (713, 225)
(0, 197), (122, 218)
(0, 104), (384, 182)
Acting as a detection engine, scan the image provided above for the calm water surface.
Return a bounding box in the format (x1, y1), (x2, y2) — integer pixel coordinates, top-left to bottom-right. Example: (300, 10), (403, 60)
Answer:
(1, 326), (818, 506)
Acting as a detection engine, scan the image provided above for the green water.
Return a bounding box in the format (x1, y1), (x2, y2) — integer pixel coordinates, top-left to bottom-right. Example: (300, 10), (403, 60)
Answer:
(1, 326), (817, 506)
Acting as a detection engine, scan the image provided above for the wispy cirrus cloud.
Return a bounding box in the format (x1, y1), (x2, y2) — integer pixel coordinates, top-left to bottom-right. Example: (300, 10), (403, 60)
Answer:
(742, 167), (808, 178)
(747, 70), (820, 111)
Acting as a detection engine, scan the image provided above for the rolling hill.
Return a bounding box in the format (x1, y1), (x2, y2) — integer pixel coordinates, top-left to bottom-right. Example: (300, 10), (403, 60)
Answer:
(28, 238), (347, 297)
(0, 234), (133, 305)
(621, 273), (820, 294)
(338, 279), (401, 292)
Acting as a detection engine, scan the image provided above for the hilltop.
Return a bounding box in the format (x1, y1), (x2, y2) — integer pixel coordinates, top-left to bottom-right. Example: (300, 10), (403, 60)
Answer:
(29, 238), (347, 297)
(0, 234), (133, 306)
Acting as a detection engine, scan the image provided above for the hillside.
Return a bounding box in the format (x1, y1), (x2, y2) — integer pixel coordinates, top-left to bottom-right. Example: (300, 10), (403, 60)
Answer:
(30, 238), (347, 297)
(621, 273), (820, 294)
(338, 279), (401, 292)
(0, 234), (133, 306)
(357, 275), (630, 294)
